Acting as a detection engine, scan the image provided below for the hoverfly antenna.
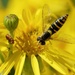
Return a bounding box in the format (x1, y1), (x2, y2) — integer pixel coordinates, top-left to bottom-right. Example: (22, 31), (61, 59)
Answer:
(37, 37), (40, 41)
(66, 14), (68, 17)
(65, 14), (68, 18)
(66, 13), (68, 16)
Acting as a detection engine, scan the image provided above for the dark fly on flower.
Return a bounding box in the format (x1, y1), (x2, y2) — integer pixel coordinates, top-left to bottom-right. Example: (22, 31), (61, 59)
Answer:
(6, 34), (14, 44)
(36, 4), (75, 73)
(37, 4), (75, 45)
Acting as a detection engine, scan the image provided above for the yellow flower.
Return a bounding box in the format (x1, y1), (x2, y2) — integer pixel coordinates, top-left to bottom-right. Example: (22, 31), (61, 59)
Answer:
(0, 0), (75, 75)
(0, 5), (75, 75)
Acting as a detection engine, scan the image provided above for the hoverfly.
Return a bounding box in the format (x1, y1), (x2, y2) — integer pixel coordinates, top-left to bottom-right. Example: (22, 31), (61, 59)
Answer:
(6, 34), (14, 44)
(37, 4), (75, 45)
(37, 4), (75, 74)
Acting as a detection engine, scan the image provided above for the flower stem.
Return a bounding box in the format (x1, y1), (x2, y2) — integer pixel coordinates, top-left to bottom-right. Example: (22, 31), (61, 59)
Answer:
(8, 44), (13, 56)
(0, 50), (5, 62)
(8, 32), (14, 56)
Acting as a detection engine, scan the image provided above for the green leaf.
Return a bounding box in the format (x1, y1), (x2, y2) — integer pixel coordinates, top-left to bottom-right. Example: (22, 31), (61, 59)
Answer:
(1, 0), (9, 8)
(36, 55), (44, 72)
(71, 0), (75, 6)
(8, 67), (15, 75)
(0, 50), (5, 62)
(22, 56), (34, 75)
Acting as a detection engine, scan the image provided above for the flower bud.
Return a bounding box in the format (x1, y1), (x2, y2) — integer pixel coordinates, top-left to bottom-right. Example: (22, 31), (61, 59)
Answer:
(4, 14), (19, 33)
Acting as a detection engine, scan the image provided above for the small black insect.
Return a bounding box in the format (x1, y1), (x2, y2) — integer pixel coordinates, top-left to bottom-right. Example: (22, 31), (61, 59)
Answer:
(6, 34), (14, 44)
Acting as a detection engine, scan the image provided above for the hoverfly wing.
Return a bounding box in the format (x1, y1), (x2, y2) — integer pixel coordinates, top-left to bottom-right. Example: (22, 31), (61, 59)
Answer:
(42, 4), (57, 32)
(50, 34), (75, 44)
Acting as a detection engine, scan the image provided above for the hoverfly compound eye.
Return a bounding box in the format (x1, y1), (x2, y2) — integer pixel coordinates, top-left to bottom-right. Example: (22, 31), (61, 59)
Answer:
(41, 41), (45, 45)
(37, 37), (41, 41)
(37, 37), (45, 45)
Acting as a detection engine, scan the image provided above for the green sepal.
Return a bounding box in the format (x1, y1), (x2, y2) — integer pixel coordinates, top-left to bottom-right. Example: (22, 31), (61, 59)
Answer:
(4, 14), (19, 33)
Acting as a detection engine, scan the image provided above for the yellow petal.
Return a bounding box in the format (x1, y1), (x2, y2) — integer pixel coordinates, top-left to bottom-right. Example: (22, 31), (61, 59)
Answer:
(22, 8), (33, 26)
(34, 9), (42, 26)
(0, 51), (21, 75)
(39, 53), (67, 75)
(15, 52), (26, 75)
(52, 54), (75, 73)
(14, 19), (26, 38)
(62, 57), (75, 72)
(0, 10), (6, 23)
(48, 44), (75, 62)
(6, 0), (26, 18)
(31, 54), (40, 75)
(0, 42), (8, 47)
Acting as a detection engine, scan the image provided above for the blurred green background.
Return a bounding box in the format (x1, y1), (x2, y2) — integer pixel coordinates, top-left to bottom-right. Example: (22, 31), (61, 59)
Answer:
(1, 0), (9, 8)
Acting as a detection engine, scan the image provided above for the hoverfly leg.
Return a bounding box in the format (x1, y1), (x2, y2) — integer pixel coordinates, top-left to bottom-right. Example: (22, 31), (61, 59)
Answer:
(49, 40), (52, 45)
(37, 37), (41, 41)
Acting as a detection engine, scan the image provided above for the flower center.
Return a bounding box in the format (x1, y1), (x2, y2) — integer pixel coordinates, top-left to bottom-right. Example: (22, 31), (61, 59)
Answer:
(15, 27), (44, 57)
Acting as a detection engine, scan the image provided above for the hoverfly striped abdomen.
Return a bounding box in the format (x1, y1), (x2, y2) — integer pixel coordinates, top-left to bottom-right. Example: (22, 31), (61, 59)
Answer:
(48, 14), (68, 34)
(6, 34), (14, 44)
(37, 14), (68, 45)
